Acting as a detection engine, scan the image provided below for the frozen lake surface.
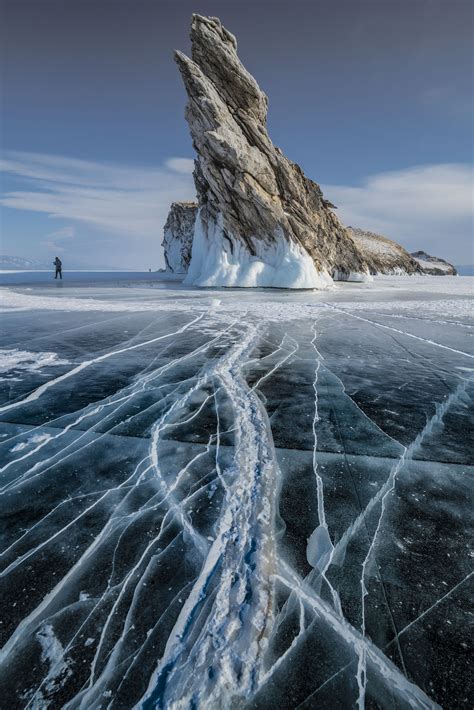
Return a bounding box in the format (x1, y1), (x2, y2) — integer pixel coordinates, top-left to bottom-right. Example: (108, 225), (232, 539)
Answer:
(0, 275), (472, 709)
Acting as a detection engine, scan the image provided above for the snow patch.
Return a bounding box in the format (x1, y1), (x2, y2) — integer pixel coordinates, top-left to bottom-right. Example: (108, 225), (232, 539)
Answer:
(31, 623), (72, 708)
(11, 433), (51, 452)
(0, 348), (69, 379)
(333, 270), (373, 283)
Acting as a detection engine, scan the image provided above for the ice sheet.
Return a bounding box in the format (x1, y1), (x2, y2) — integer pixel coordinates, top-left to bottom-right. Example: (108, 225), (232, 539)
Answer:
(0, 276), (472, 709)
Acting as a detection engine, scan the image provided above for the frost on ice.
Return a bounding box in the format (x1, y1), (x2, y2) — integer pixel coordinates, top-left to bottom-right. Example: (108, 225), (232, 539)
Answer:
(0, 276), (472, 709)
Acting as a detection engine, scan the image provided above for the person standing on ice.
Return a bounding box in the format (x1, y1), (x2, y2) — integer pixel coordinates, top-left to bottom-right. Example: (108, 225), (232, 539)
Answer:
(53, 256), (63, 279)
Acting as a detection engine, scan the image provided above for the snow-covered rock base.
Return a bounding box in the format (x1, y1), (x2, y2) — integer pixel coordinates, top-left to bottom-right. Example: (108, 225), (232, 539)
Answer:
(184, 211), (336, 288)
(161, 205), (377, 288)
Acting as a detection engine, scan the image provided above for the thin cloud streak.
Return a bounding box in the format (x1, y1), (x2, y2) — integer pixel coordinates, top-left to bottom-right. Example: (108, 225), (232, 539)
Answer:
(324, 164), (473, 219)
(40, 225), (75, 252)
(322, 163), (474, 263)
(1, 150), (196, 240)
(47, 226), (75, 240)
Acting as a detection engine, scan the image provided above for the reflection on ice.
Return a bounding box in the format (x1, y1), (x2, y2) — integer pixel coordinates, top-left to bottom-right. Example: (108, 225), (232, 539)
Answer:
(0, 276), (472, 709)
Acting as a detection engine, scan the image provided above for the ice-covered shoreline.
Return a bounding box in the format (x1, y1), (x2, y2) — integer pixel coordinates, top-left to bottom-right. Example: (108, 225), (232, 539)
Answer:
(1, 275), (472, 318)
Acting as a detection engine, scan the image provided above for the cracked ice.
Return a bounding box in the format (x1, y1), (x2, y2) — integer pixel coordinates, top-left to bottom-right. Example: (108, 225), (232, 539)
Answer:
(0, 276), (472, 709)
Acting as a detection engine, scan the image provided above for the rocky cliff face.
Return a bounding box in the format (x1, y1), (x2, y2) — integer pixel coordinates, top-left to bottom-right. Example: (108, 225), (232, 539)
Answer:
(410, 251), (457, 275)
(347, 228), (421, 275)
(172, 15), (422, 288)
(174, 15), (373, 288)
(162, 201), (198, 273)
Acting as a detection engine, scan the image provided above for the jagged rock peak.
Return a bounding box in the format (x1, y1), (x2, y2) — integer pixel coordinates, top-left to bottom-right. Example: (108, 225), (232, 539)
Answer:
(187, 15), (268, 124)
(172, 15), (413, 288)
(162, 201), (198, 274)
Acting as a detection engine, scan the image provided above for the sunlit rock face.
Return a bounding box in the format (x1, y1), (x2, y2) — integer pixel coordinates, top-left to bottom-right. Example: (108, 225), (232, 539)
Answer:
(172, 15), (426, 288)
(162, 201), (198, 273)
(411, 250), (457, 275)
(347, 227), (421, 275)
(174, 15), (373, 288)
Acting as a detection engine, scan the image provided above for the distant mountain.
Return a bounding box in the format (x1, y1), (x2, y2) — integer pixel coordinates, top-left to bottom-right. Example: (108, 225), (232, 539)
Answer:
(410, 251), (457, 275)
(0, 255), (129, 271)
(347, 228), (420, 274)
(0, 255), (52, 270)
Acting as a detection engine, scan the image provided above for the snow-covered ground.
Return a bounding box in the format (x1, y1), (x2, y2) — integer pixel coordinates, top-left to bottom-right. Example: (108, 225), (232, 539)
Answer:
(0, 276), (472, 709)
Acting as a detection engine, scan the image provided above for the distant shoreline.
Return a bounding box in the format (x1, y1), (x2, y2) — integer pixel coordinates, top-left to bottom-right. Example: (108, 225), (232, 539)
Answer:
(0, 270), (186, 287)
(0, 269), (156, 274)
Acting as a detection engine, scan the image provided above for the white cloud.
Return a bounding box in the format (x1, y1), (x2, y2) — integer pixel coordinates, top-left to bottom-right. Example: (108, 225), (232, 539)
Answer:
(322, 163), (474, 263)
(47, 226), (75, 240)
(165, 157), (195, 174)
(0, 150), (196, 240)
(40, 226), (75, 252)
(41, 240), (65, 253)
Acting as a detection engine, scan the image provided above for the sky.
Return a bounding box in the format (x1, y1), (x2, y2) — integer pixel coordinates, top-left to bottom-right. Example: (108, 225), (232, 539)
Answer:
(1, 0), (473, 269)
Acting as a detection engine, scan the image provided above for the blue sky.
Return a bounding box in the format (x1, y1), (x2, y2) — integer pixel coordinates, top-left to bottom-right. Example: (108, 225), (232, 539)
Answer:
(1, 0), (473, 268)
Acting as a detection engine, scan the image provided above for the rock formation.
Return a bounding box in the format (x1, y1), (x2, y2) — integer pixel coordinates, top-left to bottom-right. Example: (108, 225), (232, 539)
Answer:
(162, 201), (198, 273)
(410, 251), (457, 275)
(171, 15), (421, 288)
(347, 228), (421, 275)
(173, 15), (371, 288)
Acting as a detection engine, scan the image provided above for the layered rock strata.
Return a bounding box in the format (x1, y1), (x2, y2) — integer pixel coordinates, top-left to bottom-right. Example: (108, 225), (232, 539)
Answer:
(162, 201), (198, 273)
(171, 15), (422, 288)
(174, 15), (373, 288)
